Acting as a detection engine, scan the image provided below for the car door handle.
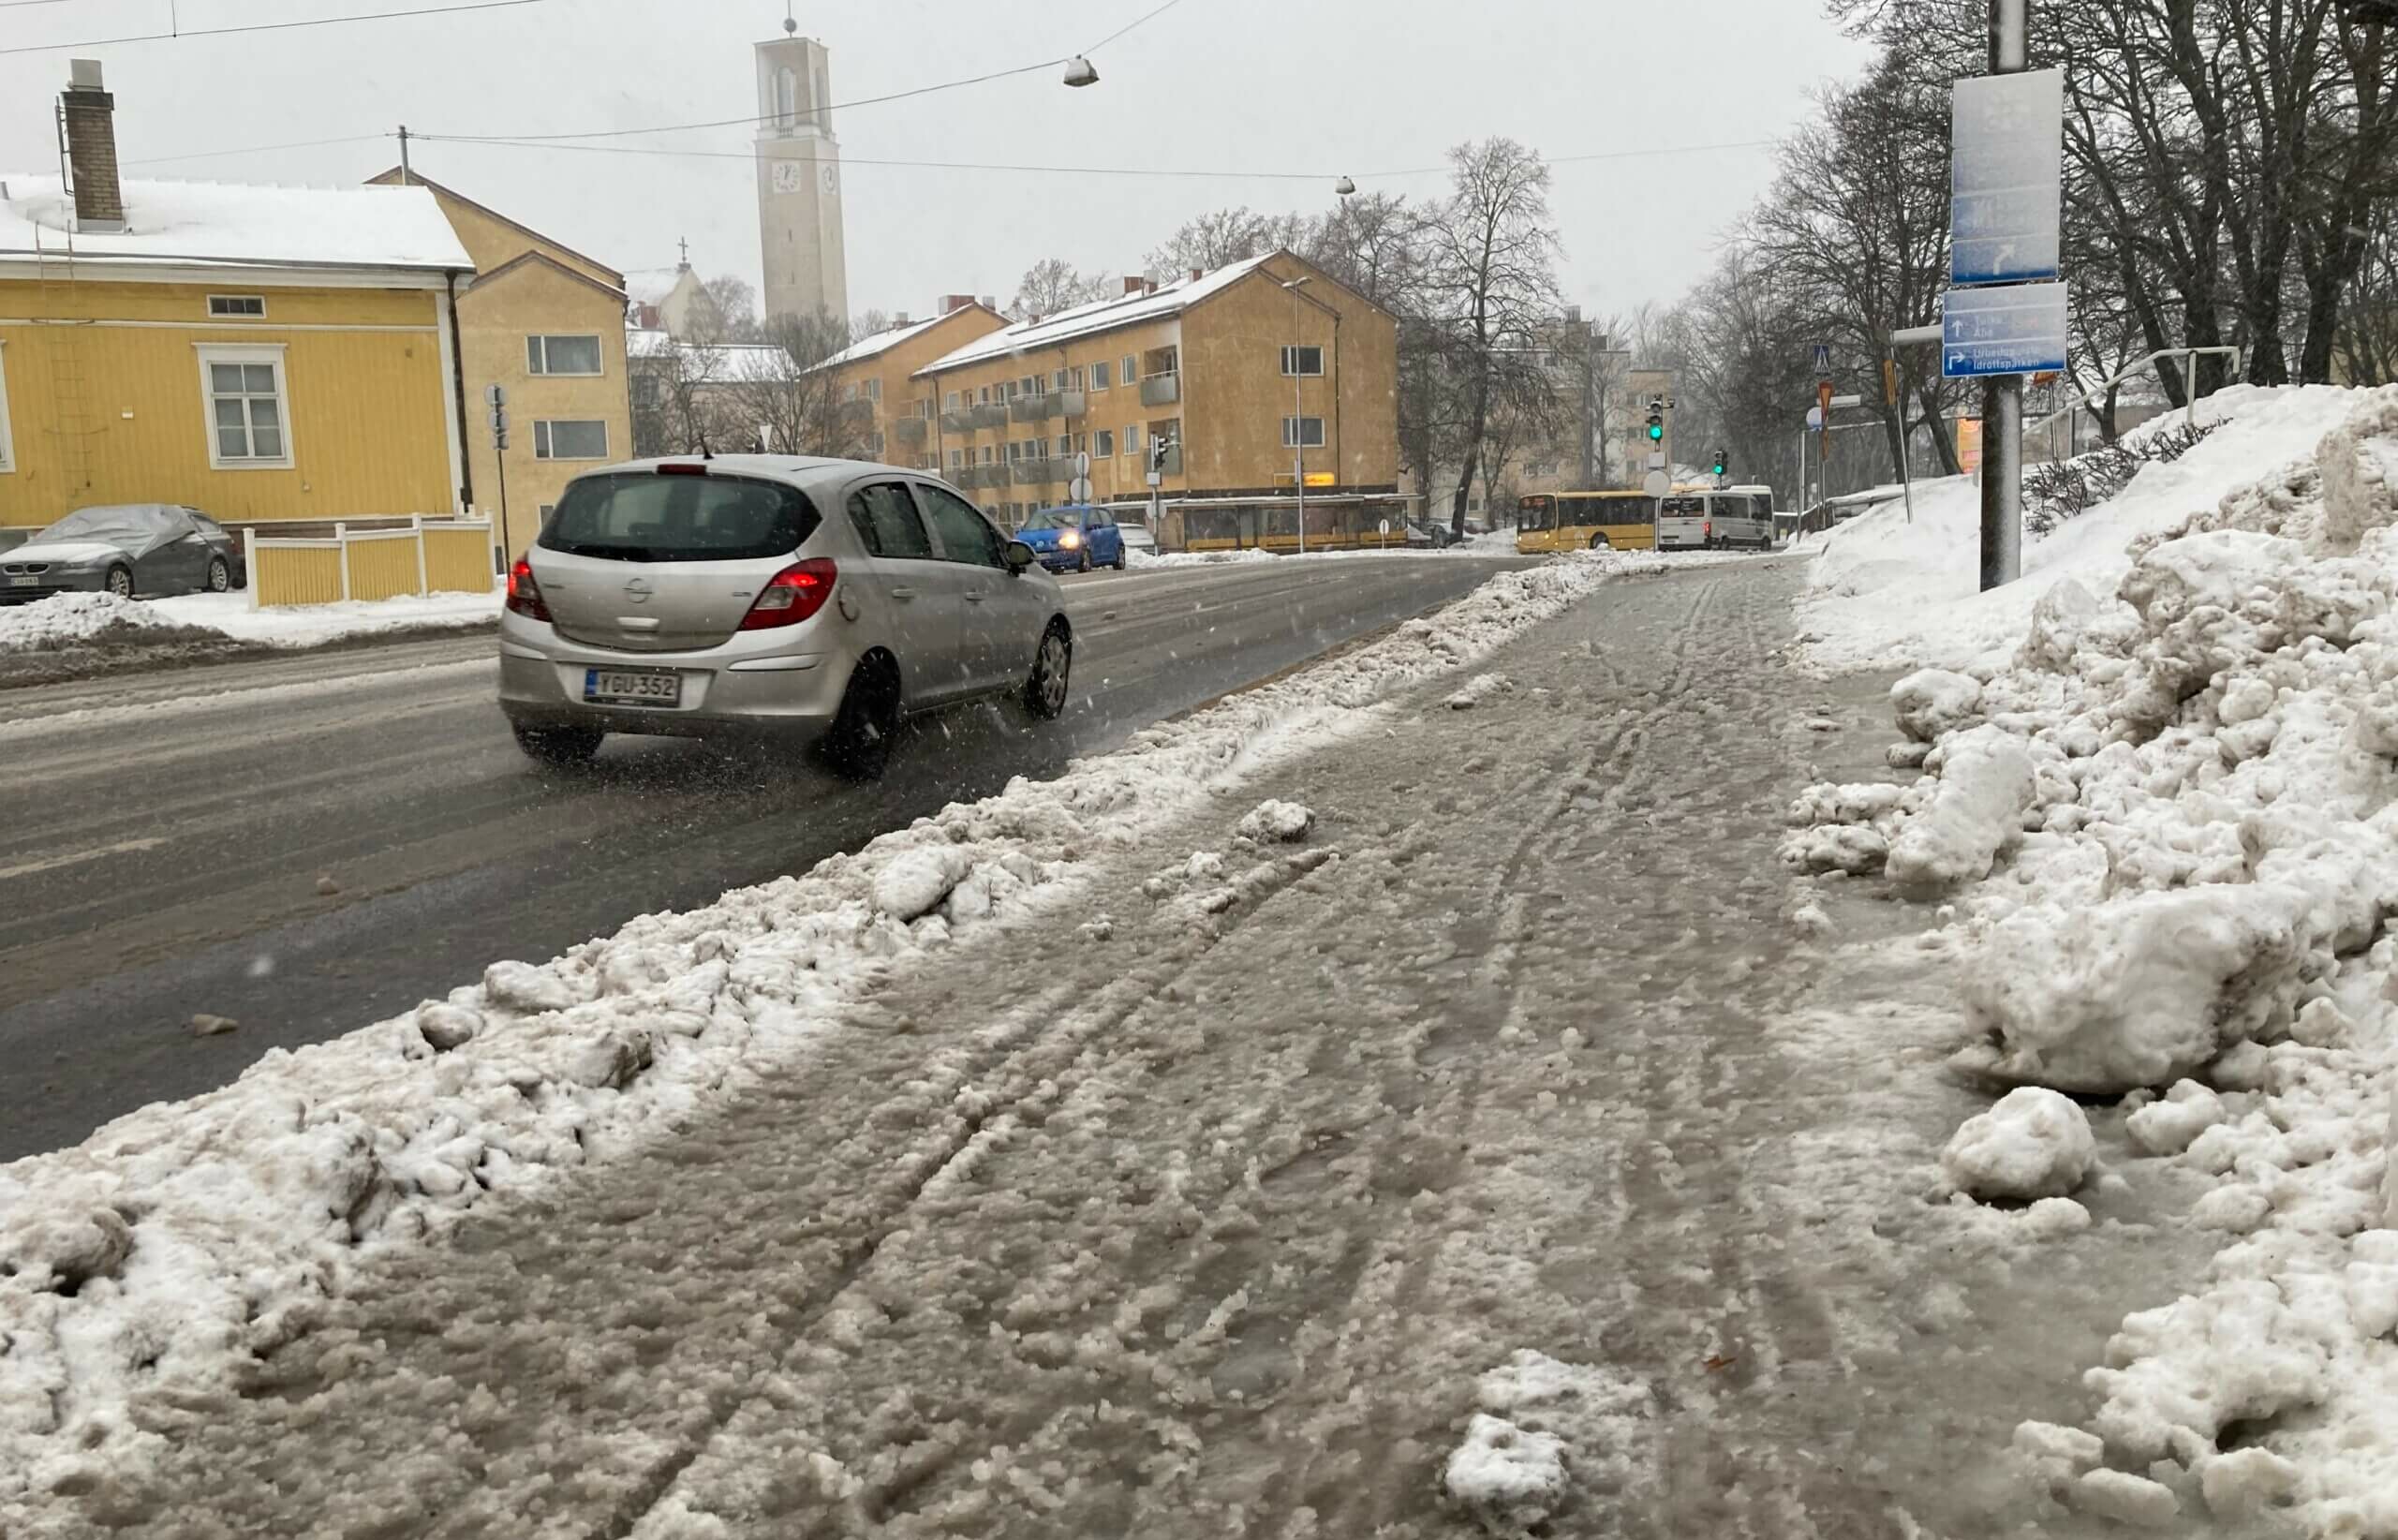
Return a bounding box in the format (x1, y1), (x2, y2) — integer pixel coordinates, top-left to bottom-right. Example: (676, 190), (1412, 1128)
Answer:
(964, 591), (986, 603)
(889, 585), (917, 600)
(617, 616), (661, 631)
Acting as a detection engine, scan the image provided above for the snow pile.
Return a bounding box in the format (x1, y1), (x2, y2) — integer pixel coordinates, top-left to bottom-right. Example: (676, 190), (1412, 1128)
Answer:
(0, 591), (219, 653)
(150, 589), (500, 645)
(1799, 384), (2372, 671)
(1940, 1086), (2095, 1201)
(0, 549), (1659, 1507)
(1444, 1350), (1651, 1535)
(1790, 384), (2398, 1532)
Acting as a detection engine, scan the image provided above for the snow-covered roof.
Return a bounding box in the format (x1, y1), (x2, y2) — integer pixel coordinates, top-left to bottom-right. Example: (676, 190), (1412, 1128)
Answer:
(819, 310), (958, 370)
(915, 255), (1279, 377)
(0, 174), (471, 274)
(622, 267), (692, 308)
(625, 328), (789, 378)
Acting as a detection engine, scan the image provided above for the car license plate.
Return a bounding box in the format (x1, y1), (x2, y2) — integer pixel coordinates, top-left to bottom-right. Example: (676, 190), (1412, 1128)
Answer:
(584, 668), (682, 705)
(7, 575), (34, 587)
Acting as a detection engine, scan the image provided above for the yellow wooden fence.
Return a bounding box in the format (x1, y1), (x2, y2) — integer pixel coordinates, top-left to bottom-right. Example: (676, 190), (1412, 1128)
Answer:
(246, 518), (497, 610)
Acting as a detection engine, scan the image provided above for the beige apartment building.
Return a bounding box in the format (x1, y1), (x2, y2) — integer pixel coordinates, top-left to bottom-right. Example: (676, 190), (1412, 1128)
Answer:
(829, 253), (1402, 549)
(819, 298), (1008, 467)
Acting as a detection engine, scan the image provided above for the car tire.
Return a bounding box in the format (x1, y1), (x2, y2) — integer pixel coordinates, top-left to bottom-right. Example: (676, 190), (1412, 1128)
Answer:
(1112, 545), (1127, 570)
(1076, 547), (1092, 573)
(206, 556), (231, 593)
(822, 654), (900, 781)
(512, 724), (603, 765)
(106, 566), (134, 600)
(1588, 532), (1612, 551)
(1023, 621), (1072, 720)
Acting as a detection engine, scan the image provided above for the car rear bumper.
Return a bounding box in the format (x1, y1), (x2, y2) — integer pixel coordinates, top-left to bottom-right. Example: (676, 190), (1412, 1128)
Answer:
(496, 631), (853, 740)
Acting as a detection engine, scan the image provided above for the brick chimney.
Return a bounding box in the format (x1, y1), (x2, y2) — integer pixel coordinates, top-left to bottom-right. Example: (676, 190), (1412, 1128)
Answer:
(939, 293), (974, 314)
(1123, 275), (1147, 297)
(1189, 268), (1204, 284)
(893, 311), (911, 326)
(60, 59), (125, 233)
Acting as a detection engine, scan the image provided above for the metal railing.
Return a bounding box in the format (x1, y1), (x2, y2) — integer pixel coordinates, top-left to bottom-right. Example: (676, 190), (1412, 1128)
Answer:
(1010, 394), (1056, 423)
(2027, 346), (2245, 453)
(1140, 373), (1180, 407)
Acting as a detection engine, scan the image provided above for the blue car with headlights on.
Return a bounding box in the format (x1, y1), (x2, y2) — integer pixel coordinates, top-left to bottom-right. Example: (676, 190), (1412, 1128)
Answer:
(1014, 505), (1127, 573)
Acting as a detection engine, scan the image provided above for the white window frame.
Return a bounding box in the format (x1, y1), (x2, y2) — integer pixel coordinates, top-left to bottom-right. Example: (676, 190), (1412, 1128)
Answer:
(1280, 345), (1325, 377)
(533, 419), (610, 461)
(1281, 415), (1326, 449)
(1121, 355), (1136, 388)
(208, 294), (266, 318)
(944, 390), (961, 411)
(195, 342), (294, 470)
(1094, 427), (1115, 457)
(866, 378), (882, 402)
(525, 333), (604, 378)
(1090, 360), (1112, 392)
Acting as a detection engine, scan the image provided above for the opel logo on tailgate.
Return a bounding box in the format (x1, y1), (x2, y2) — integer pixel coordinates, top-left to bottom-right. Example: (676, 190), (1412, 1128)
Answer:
(623, 577), (654, 605)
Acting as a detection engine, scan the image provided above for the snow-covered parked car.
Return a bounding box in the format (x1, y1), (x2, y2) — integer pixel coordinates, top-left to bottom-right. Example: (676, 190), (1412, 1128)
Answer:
(0, 504), (245, 604)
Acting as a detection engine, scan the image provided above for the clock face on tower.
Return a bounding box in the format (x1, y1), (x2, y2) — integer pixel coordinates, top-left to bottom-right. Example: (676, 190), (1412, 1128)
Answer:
(821, 163), (838, 195)
(771, 160), (803, 194)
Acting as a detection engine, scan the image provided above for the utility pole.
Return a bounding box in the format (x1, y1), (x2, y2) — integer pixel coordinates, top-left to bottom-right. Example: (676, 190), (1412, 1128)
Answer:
(1980, 0), (2028, 590)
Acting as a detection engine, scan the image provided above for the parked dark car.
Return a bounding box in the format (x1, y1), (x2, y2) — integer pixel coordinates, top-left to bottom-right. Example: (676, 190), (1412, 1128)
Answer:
(0, 505), (246, 603)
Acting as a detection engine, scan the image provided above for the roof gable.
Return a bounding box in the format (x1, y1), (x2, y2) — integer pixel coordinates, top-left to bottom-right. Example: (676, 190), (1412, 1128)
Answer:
(365, 168), (621, 288)
(0, 173), (470, 273)
(468, 248), (630, 305)
(915, 255), (1279, 377)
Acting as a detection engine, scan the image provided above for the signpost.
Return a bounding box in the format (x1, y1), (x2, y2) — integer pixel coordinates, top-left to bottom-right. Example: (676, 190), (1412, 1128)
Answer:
(484, 383), (511, 541)
(1947, 0), (2050, 592)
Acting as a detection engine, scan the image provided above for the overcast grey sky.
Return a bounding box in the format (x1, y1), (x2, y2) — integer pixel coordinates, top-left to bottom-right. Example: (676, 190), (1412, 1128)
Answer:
(2, 0), (1871, 324)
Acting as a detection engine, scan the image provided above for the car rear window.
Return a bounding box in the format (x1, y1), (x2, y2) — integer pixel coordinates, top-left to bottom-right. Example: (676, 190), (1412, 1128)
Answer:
(540, 472), (820, 562)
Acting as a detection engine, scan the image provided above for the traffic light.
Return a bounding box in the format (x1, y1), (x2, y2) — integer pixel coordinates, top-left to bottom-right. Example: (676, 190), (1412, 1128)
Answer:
(1710, 449), (1726, 477)
(1150, 435), (1172, 473)
(1645, 397), (1665, 443)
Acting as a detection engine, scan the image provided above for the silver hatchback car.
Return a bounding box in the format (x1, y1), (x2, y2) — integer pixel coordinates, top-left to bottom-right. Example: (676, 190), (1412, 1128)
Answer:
(497, 455), (1073, 777)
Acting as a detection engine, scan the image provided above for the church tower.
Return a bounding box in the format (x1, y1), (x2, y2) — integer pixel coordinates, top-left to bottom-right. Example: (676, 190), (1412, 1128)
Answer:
(754, 29), (848, 325)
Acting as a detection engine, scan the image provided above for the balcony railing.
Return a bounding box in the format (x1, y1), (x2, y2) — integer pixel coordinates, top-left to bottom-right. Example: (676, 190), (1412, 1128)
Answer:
(1139, 373), (1180, 407)
(1053, 389), (1088, 421)
(969, 403), (1009, 429)
(1010, 394), (1056, 423)
(960, 465), (1003, 489)
(940, 408), (976, 434)
(1011, 457), (1057, 485)
(893, 416), (928, 445)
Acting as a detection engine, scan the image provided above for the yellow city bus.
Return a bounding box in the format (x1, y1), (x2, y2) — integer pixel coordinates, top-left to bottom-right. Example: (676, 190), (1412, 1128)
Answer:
(1516, 491), (1659, 554)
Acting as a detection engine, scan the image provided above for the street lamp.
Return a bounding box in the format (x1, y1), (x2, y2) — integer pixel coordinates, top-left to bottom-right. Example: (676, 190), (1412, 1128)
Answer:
(1281, 274), (1312, 555)
(1062, 55), (1099, 86)
(1334, 176), (1356, 196)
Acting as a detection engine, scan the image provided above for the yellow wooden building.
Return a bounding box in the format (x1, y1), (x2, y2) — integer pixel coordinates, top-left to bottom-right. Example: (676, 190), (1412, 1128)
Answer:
(1, 65), (474, 534)
(846, 252), (1403, 549)
(367, 168), (634, 560)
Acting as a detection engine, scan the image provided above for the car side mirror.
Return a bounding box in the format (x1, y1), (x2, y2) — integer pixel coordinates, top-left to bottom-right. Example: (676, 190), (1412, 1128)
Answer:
(1002, 540), (1036, 573)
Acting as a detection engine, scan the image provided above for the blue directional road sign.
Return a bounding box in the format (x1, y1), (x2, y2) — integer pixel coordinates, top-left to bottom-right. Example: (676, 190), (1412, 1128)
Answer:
(1941, 282), (2068, 378)
(1811, 342), (1832, 377)
(1951, 68), (2064, 285)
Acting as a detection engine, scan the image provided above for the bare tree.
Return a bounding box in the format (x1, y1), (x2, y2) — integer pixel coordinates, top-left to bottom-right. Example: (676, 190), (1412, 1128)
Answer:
(631, 337), (733, 456)
(1144, 206), (1314, 280)
(697, 275), (762, 344)
(1009, 258), (1117, 319)
(1421, 139), (1564, 537)
(725, 310), (875, 459)
(1309, 191), (1429, 312)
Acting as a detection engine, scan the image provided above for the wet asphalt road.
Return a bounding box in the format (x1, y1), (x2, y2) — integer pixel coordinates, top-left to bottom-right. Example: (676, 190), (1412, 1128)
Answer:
(0, 556), (1524, 1160)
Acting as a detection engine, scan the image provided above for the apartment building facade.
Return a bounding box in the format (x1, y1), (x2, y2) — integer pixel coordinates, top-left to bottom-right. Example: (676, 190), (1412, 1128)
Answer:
(844, 252), (1401, 547)
(819, 299), (1008, 467)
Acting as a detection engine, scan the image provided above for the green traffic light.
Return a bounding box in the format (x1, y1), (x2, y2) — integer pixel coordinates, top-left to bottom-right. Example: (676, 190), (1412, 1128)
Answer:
(1648, 424), (1665, 441)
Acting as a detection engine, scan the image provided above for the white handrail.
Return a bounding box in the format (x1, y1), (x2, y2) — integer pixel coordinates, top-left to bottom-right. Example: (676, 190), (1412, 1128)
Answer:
(2029, 346), (2245, 441)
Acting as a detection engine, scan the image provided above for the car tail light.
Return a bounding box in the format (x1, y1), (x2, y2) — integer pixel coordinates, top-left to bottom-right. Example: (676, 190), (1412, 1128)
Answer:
(505, 555), (550, 621)
(1704, 522), (1713, 537)
(658, 462), (708, 477)
(739, 558), (837, 629)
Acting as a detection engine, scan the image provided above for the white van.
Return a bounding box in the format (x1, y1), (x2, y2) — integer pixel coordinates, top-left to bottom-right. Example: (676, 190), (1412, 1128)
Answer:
(1656, 490), (1774, 552)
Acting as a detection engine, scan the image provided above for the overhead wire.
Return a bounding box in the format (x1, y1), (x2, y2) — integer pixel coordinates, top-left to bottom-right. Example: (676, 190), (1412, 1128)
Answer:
(0, 0), (554, 56)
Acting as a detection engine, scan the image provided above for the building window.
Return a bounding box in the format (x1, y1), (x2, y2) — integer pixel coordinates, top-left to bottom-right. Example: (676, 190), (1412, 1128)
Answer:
(534, 420), (609, 460)
(1122, 424), (1139, 454)
(948, 448), (964, 469)
(526, 334), (603, 376)
(1094, 428), (1115, 457)
(1282, 416), (1326, 448)
(208, 294), (266, 318)
(631, 373), (660, 407)
(945, 391), (961, 411)
(1055, 434), (1072, 457)
(776, 67), (798, 128)
(866, 378), (882, 403)
(197, 344), (292, 467)
(1280, 345), (1325, 377)
(1121, 354), (1136, 387)
(1090, 360), (1112, 391)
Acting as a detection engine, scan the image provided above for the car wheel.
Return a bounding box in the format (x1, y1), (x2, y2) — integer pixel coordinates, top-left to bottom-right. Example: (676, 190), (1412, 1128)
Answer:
(1076, 547), (1092, 573)
(512, 724), (603, 765)
(206, 556), (231, 593)
(1588, 532), (1612, 551)
(1023, 621), (1072, 720)
(1112, 544), (1127, 570)
(106, 566), (134, 600)
(823, 654), (900, 781)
